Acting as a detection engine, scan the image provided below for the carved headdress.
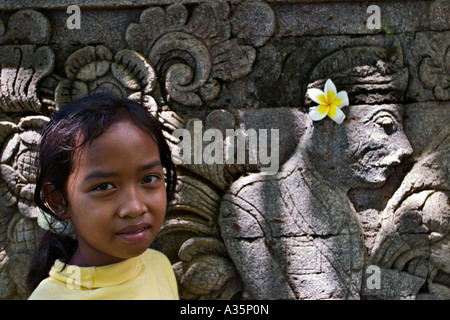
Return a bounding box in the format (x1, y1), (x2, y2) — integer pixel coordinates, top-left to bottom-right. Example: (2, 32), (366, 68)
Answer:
(306, 42), (408, 107)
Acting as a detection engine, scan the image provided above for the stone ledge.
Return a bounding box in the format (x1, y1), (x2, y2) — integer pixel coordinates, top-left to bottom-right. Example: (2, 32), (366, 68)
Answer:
(0, 0), (429, 10)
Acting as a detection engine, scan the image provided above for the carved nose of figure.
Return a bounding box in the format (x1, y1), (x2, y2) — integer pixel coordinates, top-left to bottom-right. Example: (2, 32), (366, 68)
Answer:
(396, 133), (413, 161)
(118, 187), (148, 218)
(386, 134), (413, 166)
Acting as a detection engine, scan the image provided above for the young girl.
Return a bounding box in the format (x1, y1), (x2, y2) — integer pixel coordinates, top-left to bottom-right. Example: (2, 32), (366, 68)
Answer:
(27, 92), (179, 299)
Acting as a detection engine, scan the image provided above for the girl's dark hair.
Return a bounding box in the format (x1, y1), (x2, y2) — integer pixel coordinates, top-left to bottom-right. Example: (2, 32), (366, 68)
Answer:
(27, 92), (177, 291)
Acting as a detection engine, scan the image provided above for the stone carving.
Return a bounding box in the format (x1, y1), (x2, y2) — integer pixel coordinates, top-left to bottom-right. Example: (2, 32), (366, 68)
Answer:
(405, 30), (449, 102)
(0, 10), (54, 113)
(0, 46), (54, 113)
(220, 44), (415, 299)
(0, 116), (48, 299)
(55, 45), (160, 112)
(0, 9), (51, 45)
(420, 0), (450, 31)
(125, 1), (274, 107)
(0, 116), (49, 218)
(371, 121), (450, 299)
(306, 41), (408, 107)
(0, 1), (449, 300)
(416, 32), (450, 101)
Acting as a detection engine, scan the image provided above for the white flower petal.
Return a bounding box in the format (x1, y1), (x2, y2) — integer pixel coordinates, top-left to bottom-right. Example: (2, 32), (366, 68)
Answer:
(307, 88), (327, 105)
(332, 90), (349, 108)
(309, 105), (329, 121)
(324, 79), (337, 101)
(328, 105), (346, 124)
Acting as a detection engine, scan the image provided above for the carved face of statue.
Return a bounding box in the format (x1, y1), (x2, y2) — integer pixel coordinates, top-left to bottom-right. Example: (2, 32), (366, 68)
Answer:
(307, 104), (413, 189)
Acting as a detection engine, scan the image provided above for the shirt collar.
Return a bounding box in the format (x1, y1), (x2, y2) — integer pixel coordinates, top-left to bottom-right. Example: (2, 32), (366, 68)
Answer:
(50, 256), (142, 289)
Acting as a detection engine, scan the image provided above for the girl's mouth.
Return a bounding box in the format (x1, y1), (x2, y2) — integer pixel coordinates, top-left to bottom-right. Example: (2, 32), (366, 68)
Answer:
(116, 223), (151, 243)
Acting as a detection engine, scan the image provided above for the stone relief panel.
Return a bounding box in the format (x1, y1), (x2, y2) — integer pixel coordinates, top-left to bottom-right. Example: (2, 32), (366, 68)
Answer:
(0, 0), (449, 299)
(219, 43), (415, 299)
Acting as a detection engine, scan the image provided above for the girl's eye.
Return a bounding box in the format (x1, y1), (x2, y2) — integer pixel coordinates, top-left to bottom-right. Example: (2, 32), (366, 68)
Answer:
(94, 183), (114, 191)
(142, 175), (158, 184)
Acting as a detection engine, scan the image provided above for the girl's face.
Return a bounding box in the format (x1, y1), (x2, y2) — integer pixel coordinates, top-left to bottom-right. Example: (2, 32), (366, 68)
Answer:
(65, 120), (167, 267)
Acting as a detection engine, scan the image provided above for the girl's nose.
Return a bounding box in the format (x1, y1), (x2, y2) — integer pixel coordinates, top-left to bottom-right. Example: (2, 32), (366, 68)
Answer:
(118, 186), (147, 218)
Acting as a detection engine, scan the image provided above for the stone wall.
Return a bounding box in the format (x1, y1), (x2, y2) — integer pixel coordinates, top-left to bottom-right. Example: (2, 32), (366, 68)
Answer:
(0, 0), (449, 299)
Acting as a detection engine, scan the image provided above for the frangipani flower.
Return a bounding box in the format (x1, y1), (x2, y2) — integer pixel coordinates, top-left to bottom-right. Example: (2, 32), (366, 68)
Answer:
(307, 79), (349, 124)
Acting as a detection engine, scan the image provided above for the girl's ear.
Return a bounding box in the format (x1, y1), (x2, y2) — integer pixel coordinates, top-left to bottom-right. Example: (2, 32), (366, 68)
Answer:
(42, 182), (69, 220)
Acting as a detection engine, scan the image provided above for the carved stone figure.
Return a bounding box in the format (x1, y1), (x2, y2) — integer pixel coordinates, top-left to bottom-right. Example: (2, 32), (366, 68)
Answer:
(220, 105), (413, 298)
(219, 45), (414, 299)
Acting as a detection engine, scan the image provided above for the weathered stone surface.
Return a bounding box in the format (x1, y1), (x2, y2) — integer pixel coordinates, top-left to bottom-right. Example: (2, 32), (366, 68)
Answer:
(0, 0), (449, 300)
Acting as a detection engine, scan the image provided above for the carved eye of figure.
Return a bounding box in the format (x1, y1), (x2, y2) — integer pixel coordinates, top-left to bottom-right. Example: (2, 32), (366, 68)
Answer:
(373, 112), (397, 135)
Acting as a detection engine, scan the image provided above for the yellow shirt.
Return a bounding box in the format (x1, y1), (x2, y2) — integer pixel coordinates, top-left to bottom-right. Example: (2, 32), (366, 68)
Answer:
(28, 249), (179, 300)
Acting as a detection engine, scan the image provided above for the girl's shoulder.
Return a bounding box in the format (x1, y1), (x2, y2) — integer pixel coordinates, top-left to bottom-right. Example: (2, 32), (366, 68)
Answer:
(139, 248), (173, 270)
(28, 276), (76, 300)
(139, 248), (179, 299)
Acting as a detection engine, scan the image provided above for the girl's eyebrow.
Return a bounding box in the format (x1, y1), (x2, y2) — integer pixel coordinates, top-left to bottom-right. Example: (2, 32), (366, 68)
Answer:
(139, 160), (163, 172)
(83, 170), (119, 182)
(83, 160), (163, 182)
